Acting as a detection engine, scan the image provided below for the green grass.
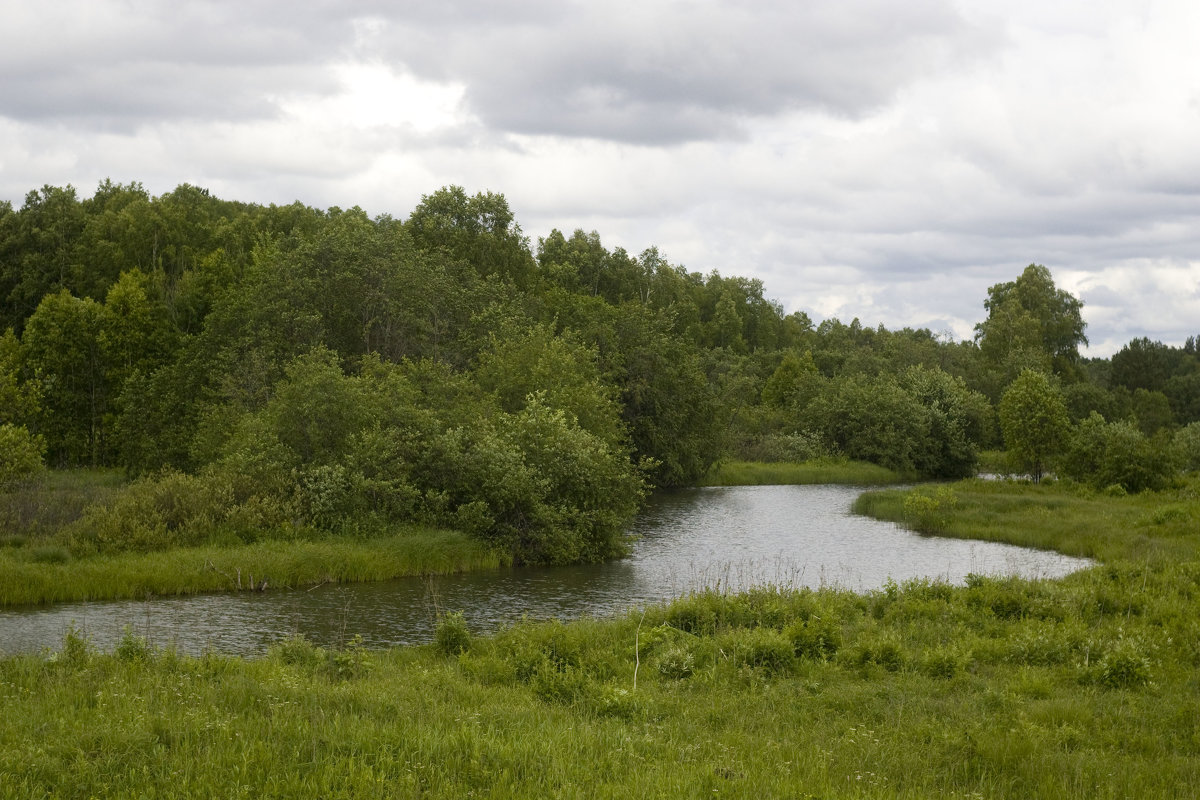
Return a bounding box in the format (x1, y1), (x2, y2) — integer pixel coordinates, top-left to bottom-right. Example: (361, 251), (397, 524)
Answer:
(0, 468), (510, 606)
(0, 527), (506, 606)
(4, 559), (1200, 798)
(698, 458), (905, 486)
(852, 477), (1200, 565)
(4, 475), (1200, 797)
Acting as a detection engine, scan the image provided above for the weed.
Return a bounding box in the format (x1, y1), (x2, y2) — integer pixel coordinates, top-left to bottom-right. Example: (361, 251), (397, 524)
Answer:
(434, 611), (472, 656)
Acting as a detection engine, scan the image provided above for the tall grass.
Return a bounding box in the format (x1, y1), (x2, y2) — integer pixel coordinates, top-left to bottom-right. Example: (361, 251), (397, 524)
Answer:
(853, 477), (1200, 565)
(4, 558), (1200, 798)
(0, 468), (125, 545)
(0, 528), (506, 606)
(699, 458), (904, 486)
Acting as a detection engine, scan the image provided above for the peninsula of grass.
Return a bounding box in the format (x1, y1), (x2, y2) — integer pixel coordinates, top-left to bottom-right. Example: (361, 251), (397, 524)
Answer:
(0, 468), (508, 607)
(698, 458), (904, 486)
(852, 477), (1200, 565)
(0, 529), (506, 607)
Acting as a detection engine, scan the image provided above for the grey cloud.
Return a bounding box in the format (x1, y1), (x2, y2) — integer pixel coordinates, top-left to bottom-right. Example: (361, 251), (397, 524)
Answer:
(0, 1), (356, 128)
(377, 0), (991, 143)
(1, 0), (991, 142)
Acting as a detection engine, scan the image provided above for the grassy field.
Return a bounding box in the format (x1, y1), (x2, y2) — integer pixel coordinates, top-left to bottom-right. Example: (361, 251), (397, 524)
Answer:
(699, 458), (904, 486)
(3, 475), (1199, 797)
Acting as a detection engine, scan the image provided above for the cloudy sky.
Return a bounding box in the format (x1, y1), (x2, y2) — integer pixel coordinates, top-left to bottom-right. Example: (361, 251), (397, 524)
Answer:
(2, 0), (1198, 356)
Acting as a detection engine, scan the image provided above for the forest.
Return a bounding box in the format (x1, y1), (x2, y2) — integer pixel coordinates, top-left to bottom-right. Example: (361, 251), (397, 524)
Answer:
(1, 180), (1198, 568)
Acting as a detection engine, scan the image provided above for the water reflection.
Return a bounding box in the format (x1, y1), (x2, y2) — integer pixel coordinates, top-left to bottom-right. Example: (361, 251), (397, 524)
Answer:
(0, 485), (1092, 656)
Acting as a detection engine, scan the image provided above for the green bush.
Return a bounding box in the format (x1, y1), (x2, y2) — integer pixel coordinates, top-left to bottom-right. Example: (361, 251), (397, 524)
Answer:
(722, 627), (795, 675)
(1098, 638), (1153, 690)
(656, 643), (696, 680)
(843, 633), (906, 672)
(434, 611), (472, 656)
(1061, 413), (1178, 493)
(901, 486), (959, 533)
(921, 646), (966, 679)
(784, 617), (841, 660)
(0, 423), (45, 486)
(1175, 422), (1200, 472)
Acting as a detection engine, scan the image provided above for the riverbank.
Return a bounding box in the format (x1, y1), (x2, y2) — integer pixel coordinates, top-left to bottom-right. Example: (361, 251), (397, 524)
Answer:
(0, 529), (506, 607)
(4, 477), (1198, 797)
(697, 458), (904, 486)
(0, 460), (896, 607)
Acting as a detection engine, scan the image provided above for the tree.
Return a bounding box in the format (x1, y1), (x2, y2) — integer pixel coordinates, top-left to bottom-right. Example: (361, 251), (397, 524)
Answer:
(805, 374), (930, 474)
(975, 265), (1087, 382)
(1110, 337), (1177, 393)
(407, 186), (534, 287)
(21, 290), (109, 465)
(998, 369), (1071, 482)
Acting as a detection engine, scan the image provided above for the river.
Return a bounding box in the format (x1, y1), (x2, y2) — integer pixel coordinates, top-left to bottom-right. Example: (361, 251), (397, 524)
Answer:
(0, 484), (1091, 656)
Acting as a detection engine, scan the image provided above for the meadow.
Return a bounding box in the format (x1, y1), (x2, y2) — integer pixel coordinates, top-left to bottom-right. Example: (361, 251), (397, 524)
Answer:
(2, 474), (1199, 797)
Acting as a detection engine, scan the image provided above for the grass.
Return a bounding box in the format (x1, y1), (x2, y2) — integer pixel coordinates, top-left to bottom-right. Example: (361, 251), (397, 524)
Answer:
(0, 528), (507, 607)
(698, 458), (905, 486)
(4, 557), (1199, 798)
(4, 473), (1200, 797)
(0, 468), (509, 606)
(0, 468), (126, 545)
(852, 477), (1200, 565)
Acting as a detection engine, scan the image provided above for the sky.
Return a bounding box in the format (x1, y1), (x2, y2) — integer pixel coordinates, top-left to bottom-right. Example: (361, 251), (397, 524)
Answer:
(2, 0), (1199, 357)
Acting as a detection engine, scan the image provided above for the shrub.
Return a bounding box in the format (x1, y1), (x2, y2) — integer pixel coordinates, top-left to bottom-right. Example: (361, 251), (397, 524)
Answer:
(656, 644), (696, 680)
(901, 486), (959, 533)
(434, 611), (472, 656)
(723, 627), (795, 675)
(1098, 638), (1153, 690)
(921, 646), (966, 679)
(1061, 413), (1178, 493)
(785, 617), (841, 660)
(843, 634), (906, 672)
(1176, 422), (1200, 472)
(0, 423), (45, 486)
(268, 635), (326, 669)
(114, 627), (152, 663)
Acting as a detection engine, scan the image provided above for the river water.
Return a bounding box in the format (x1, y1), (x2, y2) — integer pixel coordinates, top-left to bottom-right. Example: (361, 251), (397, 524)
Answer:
(0, 485), (1092, 657)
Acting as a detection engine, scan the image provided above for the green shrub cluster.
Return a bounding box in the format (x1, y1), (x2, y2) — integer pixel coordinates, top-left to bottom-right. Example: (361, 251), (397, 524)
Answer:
(1060, 413), (1178, 493)
(68, 348), (646, 564)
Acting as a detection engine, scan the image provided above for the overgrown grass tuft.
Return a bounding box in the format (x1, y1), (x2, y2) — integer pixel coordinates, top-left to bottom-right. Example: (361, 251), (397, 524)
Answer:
(698, 458), (904, 486)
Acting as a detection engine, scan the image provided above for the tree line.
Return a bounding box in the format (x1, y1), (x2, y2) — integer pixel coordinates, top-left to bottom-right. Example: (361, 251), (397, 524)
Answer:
(1, 181), (1197, 562)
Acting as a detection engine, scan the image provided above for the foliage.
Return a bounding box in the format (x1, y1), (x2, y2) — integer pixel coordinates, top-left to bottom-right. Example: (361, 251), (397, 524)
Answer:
(1060, 413), (1178, 493)
(434, 611), (473, 656)
(975, 264), (1088, 380)
(1175, 422), (1200, 472)
(1, 179), (1192, 574)
(0, 423), (45, 486)
(998, 370), (1071, 482)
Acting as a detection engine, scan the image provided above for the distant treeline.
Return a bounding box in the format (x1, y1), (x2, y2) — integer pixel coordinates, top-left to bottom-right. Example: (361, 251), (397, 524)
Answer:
(1, 181), (1197, 562)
